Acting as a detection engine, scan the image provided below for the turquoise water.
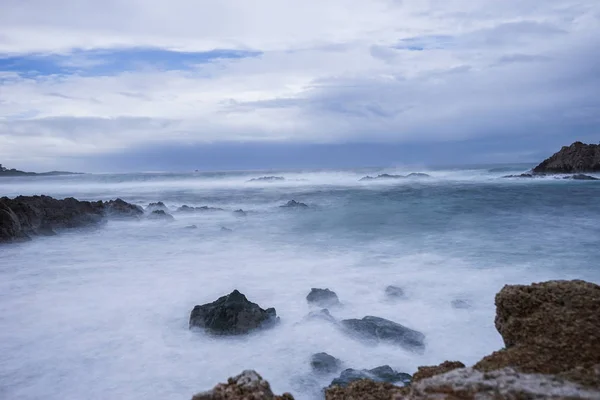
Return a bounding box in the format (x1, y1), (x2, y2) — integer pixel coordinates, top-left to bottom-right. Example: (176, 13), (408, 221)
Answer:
(1, 165), (599, 399)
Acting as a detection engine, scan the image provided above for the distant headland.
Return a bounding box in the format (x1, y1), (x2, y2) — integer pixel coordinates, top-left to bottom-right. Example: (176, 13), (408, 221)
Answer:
(0, 164), (83, 177)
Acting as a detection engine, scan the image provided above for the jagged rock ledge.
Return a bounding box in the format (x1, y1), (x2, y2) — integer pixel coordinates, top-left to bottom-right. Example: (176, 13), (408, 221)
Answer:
(533, 141), (600, 173)
(0, 195), (143, 243)
(192, 279), (600, 399)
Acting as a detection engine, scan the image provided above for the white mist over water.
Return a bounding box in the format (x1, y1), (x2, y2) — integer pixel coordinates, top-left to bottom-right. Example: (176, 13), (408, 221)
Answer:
(1, 167), (599, 400)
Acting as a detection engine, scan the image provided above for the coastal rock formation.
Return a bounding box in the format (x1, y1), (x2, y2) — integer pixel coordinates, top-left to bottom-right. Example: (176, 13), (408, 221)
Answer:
(178, 205), (224, 212)
(340, 316), (425, 350)
(474, 280), (600, 388)
(189, 290), (279, 335)
(310, 353), (342, 374)
(411, 361), (465, 382)
(360, 173), (431, 181)
(248, 176), (285, 182)
(146, 201), (168, 212)
(304, 309), (337, 324)
(191, 370), (294, 400)
(233, 209), (247, 216)
(567, 174), (599, 180)
(326, 379), (405, 400)
(306, 288), (340, 308)
(147, 209), (175, 221)
(280, 200), (308, 208)
(329, 365), (411, 388)
(533, 142), (600, 173)
(0, 195), (142, 243)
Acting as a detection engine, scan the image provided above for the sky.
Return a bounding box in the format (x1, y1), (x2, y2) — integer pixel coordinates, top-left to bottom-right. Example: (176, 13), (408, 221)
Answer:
(1, 0), (599, 172)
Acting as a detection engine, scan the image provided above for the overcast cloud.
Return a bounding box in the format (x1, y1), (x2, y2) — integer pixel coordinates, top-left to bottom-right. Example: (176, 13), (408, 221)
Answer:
(0, 0), (599, 171)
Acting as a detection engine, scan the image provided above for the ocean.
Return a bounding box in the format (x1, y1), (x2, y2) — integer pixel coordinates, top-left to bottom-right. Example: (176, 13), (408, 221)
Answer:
(1, 165), (599, 400)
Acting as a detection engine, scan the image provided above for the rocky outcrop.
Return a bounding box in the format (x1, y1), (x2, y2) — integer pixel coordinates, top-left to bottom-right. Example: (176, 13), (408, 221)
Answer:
(146, 201), (168, 212)
(533, 142), (600, 173)
(329, 365), (411, 388)
(280, 200), (308, 208)
(360, 173), (431, 181)
(147, 209), (175, 221)
(567, 174), (599, 180)
(340, 316), (425, 351)
(0, 195), (142, 243)
(411, 361), (465, 383)
(248, 176), (285, 182)
(326, 379), (406, 400)
(233, 209), (247, 216)
(310, 353), (342, 374)
(189, 290), (279, 335)
(177, 205), (224, 212)
(306, 288), (340, 308)
(304, 308), (337, 324)
(191, 370), (294, 400)
(474, 280), (600, 388)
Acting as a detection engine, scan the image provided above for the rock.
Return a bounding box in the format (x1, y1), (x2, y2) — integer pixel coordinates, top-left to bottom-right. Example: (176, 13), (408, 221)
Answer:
(184, 225), (198, 229)
(567, 174), (599, 180)
(233, 209), (247, 216)
(280, 200), (308, 208)
(409, 367), (600, 399)
(148, 209), (175, 221)
(178, 205), (224, 212)
(191, 370), (294, 400)
(329, 365), (411, 388)
(502, 173), (537, 178)
(248, 176), (285, 182)
(384, 285), (404, 299)
(146, 201), (168, 211)
(104, 198), (144, 218)
(533, 142), (600, 173)
(0, 195), (141, 243)
(306, 288), (340, 307)
(310, 353), (342, 374)
(221, 226), (233, 232)
(359, 173), (431, 181)
(340, 316), (425, 350)
(451, 299), (471, 309)
(474, 280), (600, 388)
(189, 290), (279, 335)
(304, 309), (337, 324)
(325, 379), (406, 400)
(411, 361), (466, 382)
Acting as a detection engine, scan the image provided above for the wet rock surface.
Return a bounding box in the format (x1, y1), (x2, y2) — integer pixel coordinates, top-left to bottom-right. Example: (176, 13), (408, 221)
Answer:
(0, 195), (141, 243)
(189, 290), (279, 335)
(411, 361), (466, 383)
(306, 288), (340, 307)
(385, 285), (405, 299)
(191, 370), (294, 400)
(310, 353), (342, 374)
(329, 365), (411, 388)
(340, 316), (425, 350)
(280, 200), (308, 208)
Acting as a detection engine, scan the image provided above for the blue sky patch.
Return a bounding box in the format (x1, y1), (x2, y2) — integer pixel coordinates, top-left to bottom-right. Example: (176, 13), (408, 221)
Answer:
(0, 48), (261, 77)
(395, 35), (454, 51)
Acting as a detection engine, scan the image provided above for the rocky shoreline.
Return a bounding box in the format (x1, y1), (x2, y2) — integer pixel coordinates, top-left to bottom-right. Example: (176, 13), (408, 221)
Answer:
(192, 280), (600, 399)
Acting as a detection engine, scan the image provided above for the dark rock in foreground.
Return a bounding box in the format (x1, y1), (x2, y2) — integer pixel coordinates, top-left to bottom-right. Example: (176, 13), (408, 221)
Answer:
(280, 200), (308, 208)
(384, 285), (404, 299)
(191, 370), (294, 400)
(411, 360), (465, 382)
(329, 365), (411, 388)
(360, 173), (431, 181)
(177, 205), (224, 212)
(248, 176), (285, 182)
(306, 288), (340, 307)
(311, 353), (342, 374)
(0, 195), (141, 243)
(148, 209), (175, 221)
(341, 316), (425, 350)
(533, 141), (600, 173)
(189, 290), (279, 335)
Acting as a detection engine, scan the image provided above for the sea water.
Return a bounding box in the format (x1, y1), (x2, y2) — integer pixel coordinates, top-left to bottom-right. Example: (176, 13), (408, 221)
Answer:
(1, 166), (599, 399)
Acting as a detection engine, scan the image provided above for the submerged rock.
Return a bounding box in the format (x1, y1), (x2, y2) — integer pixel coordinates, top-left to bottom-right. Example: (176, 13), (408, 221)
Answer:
(148, 209), (175, 221)
(177, 205), (224, 212)
(533, 141), (600, 173)
(189, 290), (279, 335)
(184, 225), (198, 229)
(329, 365), (411, 388)
(567, 173), (599, 180)
(248, 176), (285, 182)
(340, 316), (425, 350)
(359, 173), (431, 181)
(233, 209), (247, 216)
(221, 226), (233, 232)
(304, 309), (337, 324)
(306, 288), (340, 307)
(310, 352), (342, 374)
(192, 370), (294, 400)
(280, 200), (308, 208)
(451, 299), (471, 309)
(384, 285), (404, 299)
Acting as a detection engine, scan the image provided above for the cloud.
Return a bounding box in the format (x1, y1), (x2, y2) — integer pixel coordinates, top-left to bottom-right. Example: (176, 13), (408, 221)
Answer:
(0, 0), (599, 169)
